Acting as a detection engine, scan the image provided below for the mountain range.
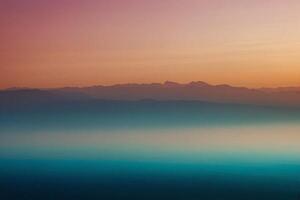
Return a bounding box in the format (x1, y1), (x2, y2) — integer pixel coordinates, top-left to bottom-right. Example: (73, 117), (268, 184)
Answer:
(1, 81), (300, 107)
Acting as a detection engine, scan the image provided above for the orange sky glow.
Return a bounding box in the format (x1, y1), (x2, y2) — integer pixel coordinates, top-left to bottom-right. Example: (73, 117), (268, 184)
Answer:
(1, 0), (300, 89)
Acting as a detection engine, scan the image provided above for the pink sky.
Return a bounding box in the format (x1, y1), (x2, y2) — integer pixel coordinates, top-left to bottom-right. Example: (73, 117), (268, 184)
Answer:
(1, 0), (300, 88)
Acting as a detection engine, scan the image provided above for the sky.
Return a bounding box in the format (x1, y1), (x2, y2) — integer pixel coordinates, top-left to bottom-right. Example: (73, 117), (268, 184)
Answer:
(1, 0), (300, 89)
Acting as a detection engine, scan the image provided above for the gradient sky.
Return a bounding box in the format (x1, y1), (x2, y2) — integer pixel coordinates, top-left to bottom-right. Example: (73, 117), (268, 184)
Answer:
(1, 0), (300, 89)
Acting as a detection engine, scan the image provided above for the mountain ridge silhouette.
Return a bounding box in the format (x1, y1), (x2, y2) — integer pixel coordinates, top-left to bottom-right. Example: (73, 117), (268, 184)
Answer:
(1, 81), (300, 106)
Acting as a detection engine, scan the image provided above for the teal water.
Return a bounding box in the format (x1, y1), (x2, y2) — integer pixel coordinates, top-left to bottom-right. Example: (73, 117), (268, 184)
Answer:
(1, 101), (300, 199)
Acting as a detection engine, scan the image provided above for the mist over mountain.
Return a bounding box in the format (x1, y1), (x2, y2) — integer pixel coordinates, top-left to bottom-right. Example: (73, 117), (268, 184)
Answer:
(1, 81), (300, 107)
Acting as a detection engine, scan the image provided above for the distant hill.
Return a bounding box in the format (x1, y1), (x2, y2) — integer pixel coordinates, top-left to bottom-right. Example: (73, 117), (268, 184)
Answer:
(1, 81), (300, 107)
(259, 87), (300, 93)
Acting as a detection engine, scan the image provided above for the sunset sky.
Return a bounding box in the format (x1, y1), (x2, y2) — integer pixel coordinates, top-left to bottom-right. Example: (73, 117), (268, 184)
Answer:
(1, 0), (300, 89)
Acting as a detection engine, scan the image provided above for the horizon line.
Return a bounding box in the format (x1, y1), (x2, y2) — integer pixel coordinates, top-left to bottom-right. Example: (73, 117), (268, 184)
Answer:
(2, 80), (300, 91)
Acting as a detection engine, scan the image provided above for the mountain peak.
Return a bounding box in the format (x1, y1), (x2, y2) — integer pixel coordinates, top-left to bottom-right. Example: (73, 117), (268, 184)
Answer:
(188, 81), (210, 87)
